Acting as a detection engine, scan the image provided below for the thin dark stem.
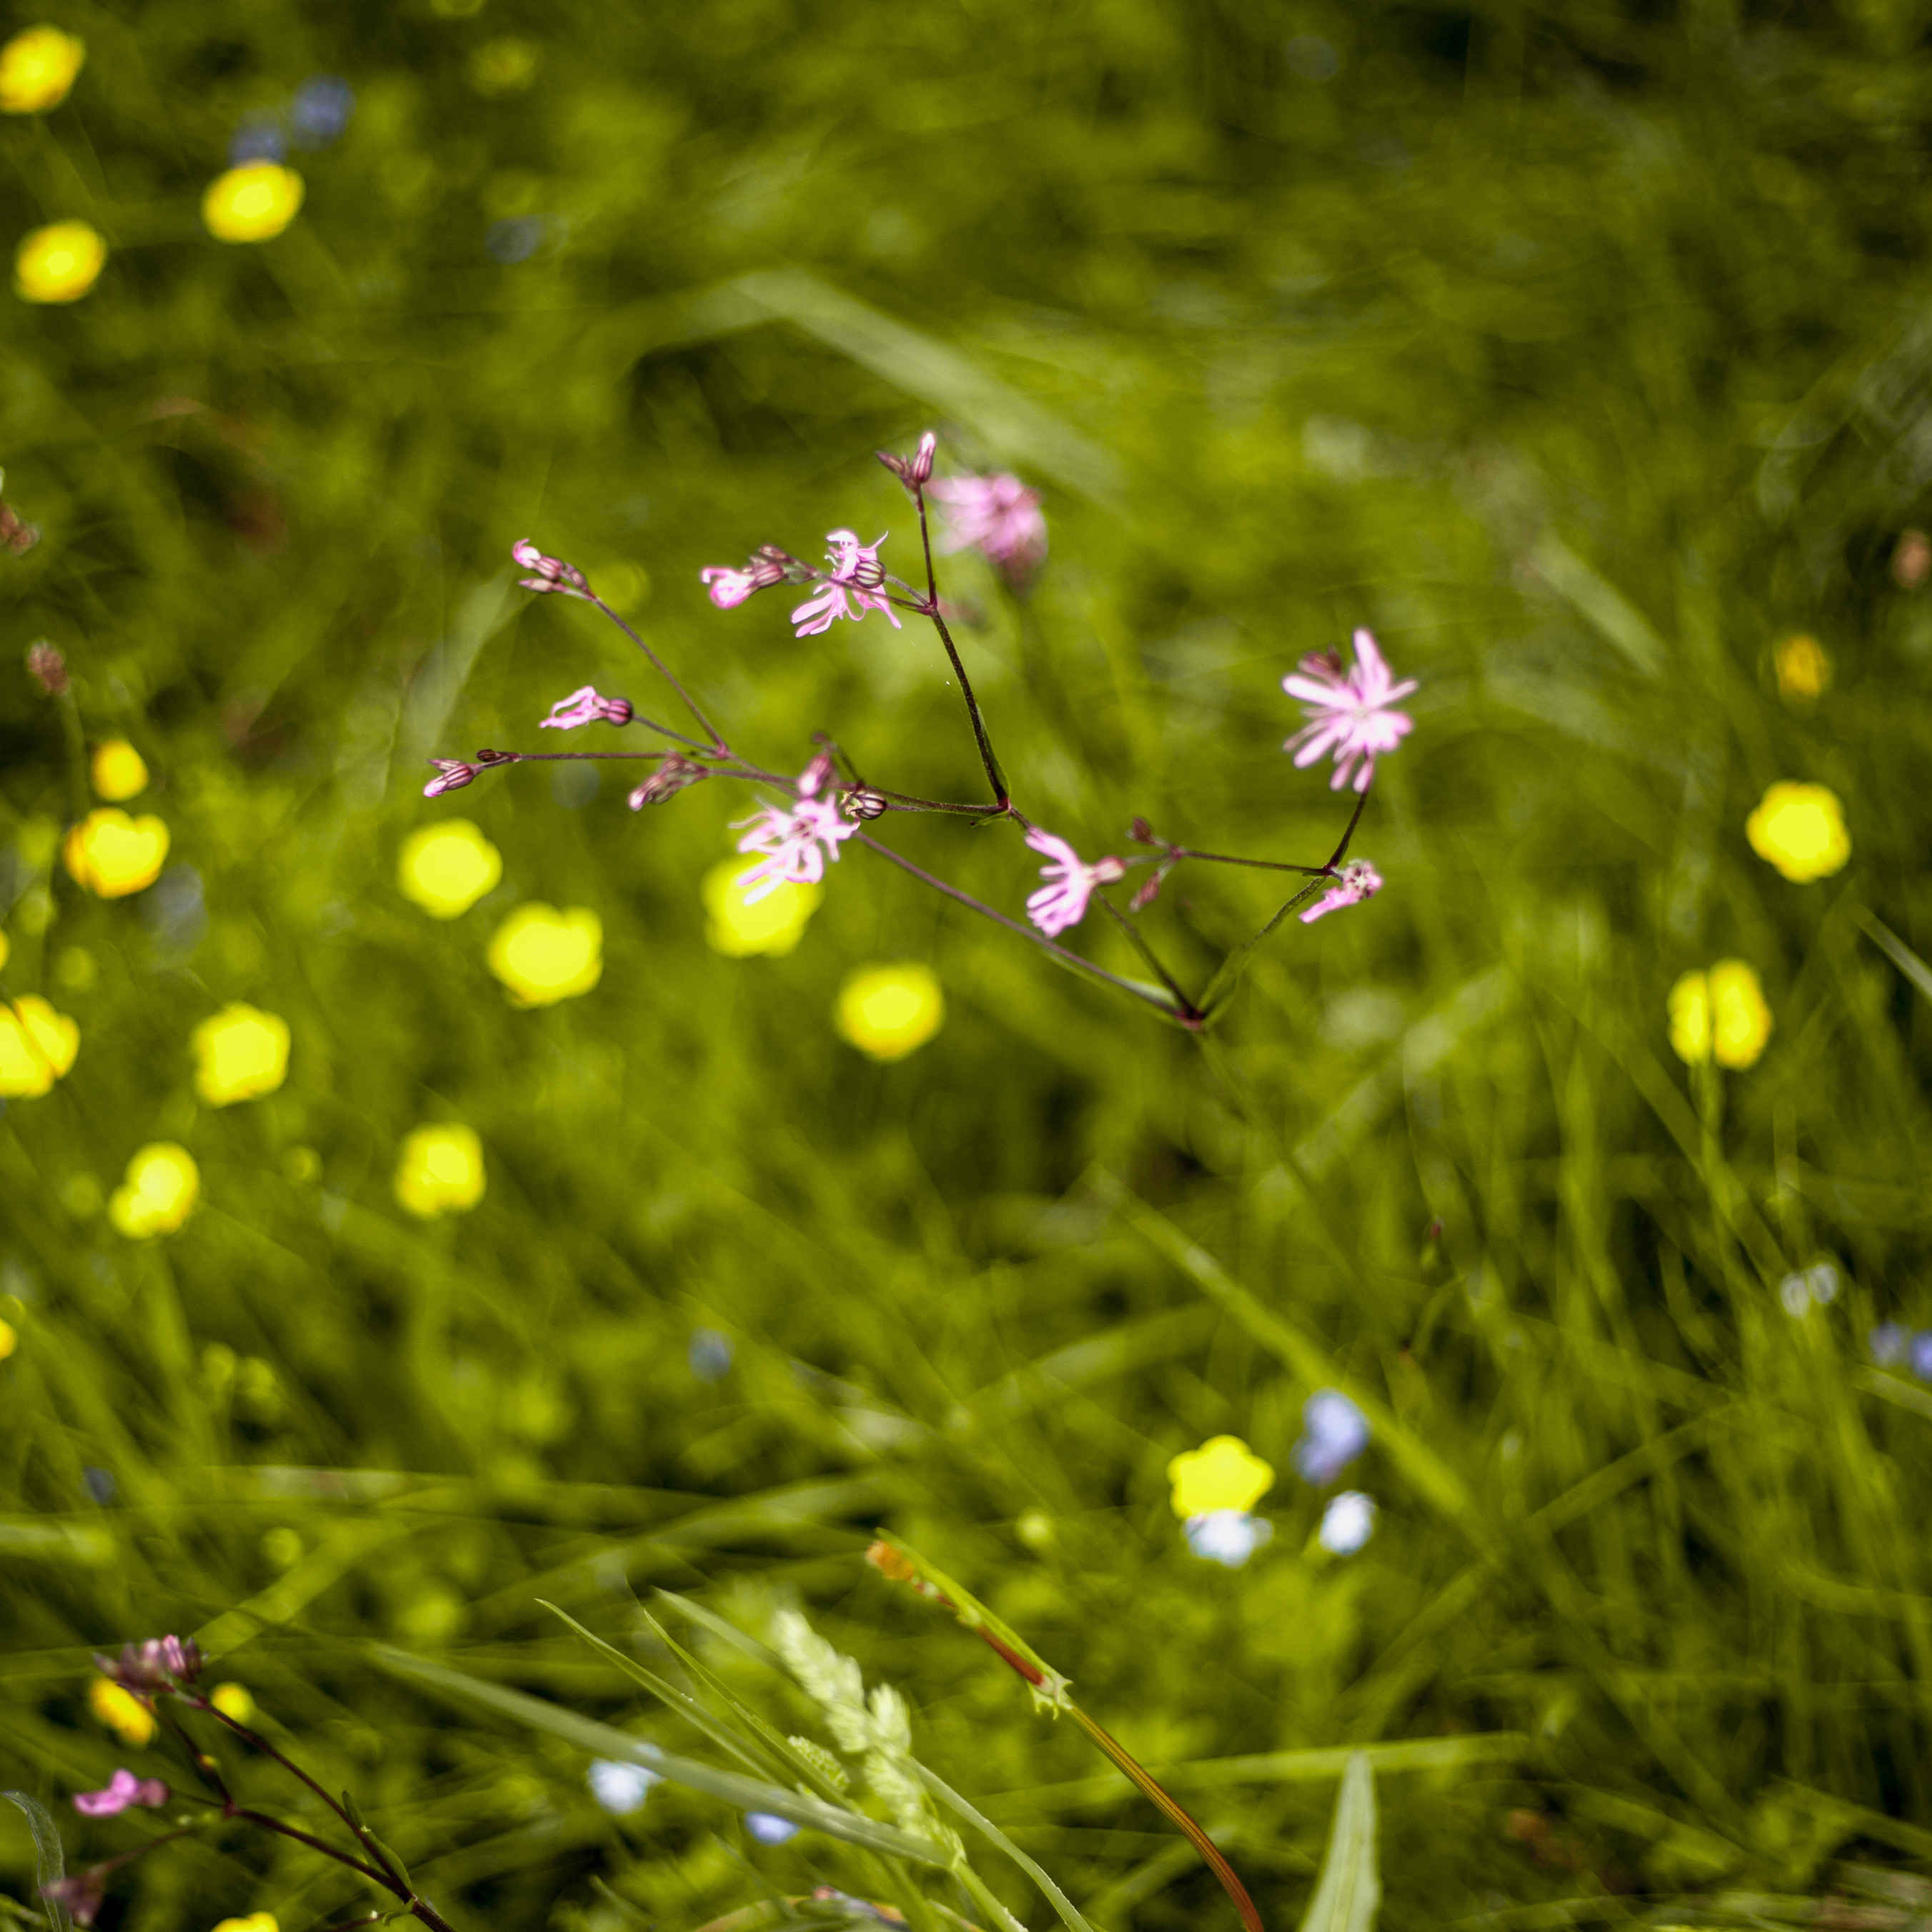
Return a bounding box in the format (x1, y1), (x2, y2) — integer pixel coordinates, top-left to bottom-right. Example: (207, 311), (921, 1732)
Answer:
(93, 1823), (203, 1879)
(583, 591), (726, 751)
(854, 832), (1193, 1024)
(1095, 894), (1200, 1019)
(230, 1808), (390, 1888)
(912, 489), (1008, 811)
(1323, 785), (1372, 868)
(865, 784), (1009, 817)
(1168, 848), (1331, 877)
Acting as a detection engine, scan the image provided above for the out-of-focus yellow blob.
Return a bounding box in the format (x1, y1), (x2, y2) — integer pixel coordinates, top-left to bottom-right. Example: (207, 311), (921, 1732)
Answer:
(1745, 782), (1850, 883)
(701, 859), (819, 959)
(203, 164), (304, 243)
(0, 1320), (15, 1361)
(89, 1677), (154, 1748)
(0, 995), (77, 1096)
(1167, 1435), (1275, 1518)
(0, 932), (9, 973)
(63, 808), (169, 897)
(1773, 634), (1830, 703)
(210, 1682), (255, 1723)
(469, 37), (537, 94)
(109, 1143), (199, 1239)
(91, 739), (149, 800)
(15, 220), (104, 302)
(395, 1122), (485, 1218)
(212, 1916), (279, 1932)
(486, 902), (601, 1005)
(1669, 962), (1772, 1071)
(192, 1003), (290, 1105)
(835, 963), (945, 1062)
(0, 26), (85, 113)
(594, 560), (649, 612)
(398, 819), (502, 918)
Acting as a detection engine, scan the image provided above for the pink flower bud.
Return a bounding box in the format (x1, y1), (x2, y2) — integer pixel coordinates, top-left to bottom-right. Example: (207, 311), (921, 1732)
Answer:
(423, 760), (478, 798)
(26, 640), (67, 696)
(629, 756), (710, 808)
(840, 787), (887, 822)
(510, 540), (588, 593)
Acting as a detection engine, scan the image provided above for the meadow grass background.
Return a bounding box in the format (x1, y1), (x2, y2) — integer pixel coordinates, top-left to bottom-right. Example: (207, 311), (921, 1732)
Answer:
(7, 0), (1932, 1926)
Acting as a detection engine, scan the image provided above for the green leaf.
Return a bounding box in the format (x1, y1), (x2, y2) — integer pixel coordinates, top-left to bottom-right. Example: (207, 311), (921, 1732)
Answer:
(1296, 1753), (1379, 1932)
(1, 1790), (72, 1932)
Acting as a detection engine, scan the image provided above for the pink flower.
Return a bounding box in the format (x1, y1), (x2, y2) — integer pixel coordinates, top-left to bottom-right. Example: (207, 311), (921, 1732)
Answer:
(423, 759), (478, 798)
(41, 1872), (106, 1926)
(928, 474), (1047, 576)
(74, 1769), (169, 1818)
(701, 549), (789, 609)
(540, 686), (634, 730)
(734, 760), (859, 902)
(789, 531), (903, 638)
(511, 540), (588, 595)
(1298, 860), (1384, 925)
(877, 430), (937, 489)
(1024, 827), (1125, 937)
(97, 1636), (202, 1692)
(1282, 629), (1416, 794)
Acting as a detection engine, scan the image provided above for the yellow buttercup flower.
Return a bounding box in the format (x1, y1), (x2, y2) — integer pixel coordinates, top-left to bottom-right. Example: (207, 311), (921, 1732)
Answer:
(486, 902), (601, 1005)
(1167, 1435), (1275, 1518)
(212, 1916), (279, 1932)
(89, 1677), (155, 1748)
(1746, 782), (1849, 883)
(0, 995), (78, 1096)
(109, 1143), (199, 1239)
(210, 1682), (255, 1723)
(0, 1320), (15, 1360)
(0, 26), (84, 113)
(0, 932), (9, 972)
(835, 963), (945, 1062)
(203, 164), (305, 243)
(1668, 961), (1771, 1071)
(702, 859), (820, 959)
(192, 1003), (290, 1106)
(15, 219), (104, 302)
(1773, 634), (1830, 703)
(399, 819), (502, 918)
(395, 1123), (485, 1218)
(63, 807), (169, 897)
(91, 739), (149, 801)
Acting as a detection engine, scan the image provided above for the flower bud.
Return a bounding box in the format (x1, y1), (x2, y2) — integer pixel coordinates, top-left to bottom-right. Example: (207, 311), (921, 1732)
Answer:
(510, 538), (588, 593)
(840, 786), (887, 822)
(797, 751), (837, 799)
(1129, 872), (1163, 912)
(26, 639), (66, 696)
(628, 756), (709, 808)
(875, 430), (937, 490)
(423, 760), (477, 798)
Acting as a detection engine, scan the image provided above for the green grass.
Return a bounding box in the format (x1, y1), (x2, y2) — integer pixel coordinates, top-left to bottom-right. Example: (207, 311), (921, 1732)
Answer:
(8, 1), (1932, 1928)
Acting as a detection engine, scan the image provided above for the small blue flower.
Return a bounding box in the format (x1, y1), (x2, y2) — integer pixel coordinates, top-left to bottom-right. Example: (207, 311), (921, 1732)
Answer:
(1319, 1492), (1376, 1555)
(588, 1759), (662, 1815)
(689, 1328), (734, 1381)
(1291, 1388), (1370, 1485)
(1871, 1321), (1908, 1367)
(746, 1811), (800, 1844)
(1183, 1510), (1273, 1568)
(291, 75), (355, 148)
(1912, 1332), (1932, 1384)
(486, 216), (546, 265)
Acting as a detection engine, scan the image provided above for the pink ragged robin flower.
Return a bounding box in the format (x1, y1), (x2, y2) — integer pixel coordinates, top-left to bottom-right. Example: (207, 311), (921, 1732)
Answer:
(701, 548), (791, 610)
(928, 473), (1046, 576)
(1024, 827), (1125, 937)
(540, 686), (634, 730)
(790, 531), (902, 638)
(97, 1635), (202, 1692)
(1298, 859), (1384, 925)
(733, 758), (859, 902)
(1282, 629), (1416, 794)
(74, 1769), (169, 1818)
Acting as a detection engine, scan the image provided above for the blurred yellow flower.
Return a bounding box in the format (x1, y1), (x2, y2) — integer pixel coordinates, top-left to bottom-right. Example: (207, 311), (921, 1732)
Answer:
(395, 1123), (485, 1218)
(212, 1916), (279, 1932)
(470, 37), (538, 94)
(203, 163), (304, 243)
(0, 931), (9, 972)
(0, 995), (77, 1096)
(0, 1319), (15, 1360)
(398, 818), (502, 918)
(487, 902), (601, 1005)
(1668, 961), (1772, 1070)
(1167, 1435), (1275, 1518)
(91, 739), (149, 800)
(63, 807), (169, 897)
(192, 1003), (290, 1105)
(109, 1143), (199, 1239)
(210, 1682), (255, 1723)
(89, 1677), (154, 1748)
(835, 963), (945, 1062)
(0, 26), (84, 113)
(1746, 782), (1849, 883)
(15, 220), (104, 302)
(1773, 634), (1830, 702)
(702, 859), (819, 959)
